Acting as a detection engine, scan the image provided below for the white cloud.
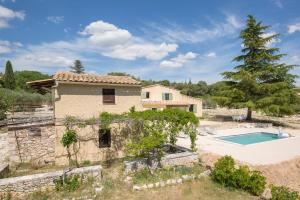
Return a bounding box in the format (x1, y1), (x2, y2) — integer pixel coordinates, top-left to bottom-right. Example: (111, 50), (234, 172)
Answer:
(0, 5), (24, 19)
(206, 52), (217, 58)
(262, 32), (281, 46)
(288, 23), (300, 34)
(0, 5), (24, 28)
(4, 20), (178, 70)
(9, 42), (77, 70)
(145, 14), (242, 44)
(225, 15), (242, 29)
(104, 42), (178, 61)
(78, 20), (177, 60)
(47, 16), (64, 24)
(0, 40), (11, 54)
(1, 0), (16, 2)
(79, 20), (132, 47)
(0, 40), (22, 54)
(271, 0), (283, 8)
(160, 52), (198, 68)
(0, 19), (8, 28)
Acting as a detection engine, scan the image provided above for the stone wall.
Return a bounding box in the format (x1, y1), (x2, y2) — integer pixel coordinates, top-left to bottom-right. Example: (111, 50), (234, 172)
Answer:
(0, 165), (102, 198)
(0, 132), (9, 164)
(124, 146), (198, 174)
(55, 123), (132, 166)
(0, 125), (55, 166)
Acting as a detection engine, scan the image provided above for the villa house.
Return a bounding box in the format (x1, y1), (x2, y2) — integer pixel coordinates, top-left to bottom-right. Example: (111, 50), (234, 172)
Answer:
(26, 73), (202, 165)
(28, 71), (143, 119)
(27, 72), (143, 165)
(141, 84), (202, 117)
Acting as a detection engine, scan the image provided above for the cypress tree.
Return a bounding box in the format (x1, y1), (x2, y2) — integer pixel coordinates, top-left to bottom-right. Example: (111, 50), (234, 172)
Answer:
(70, 60), (85, 74)
(3, 60), (16, 90)
(221, 15), (299, 120)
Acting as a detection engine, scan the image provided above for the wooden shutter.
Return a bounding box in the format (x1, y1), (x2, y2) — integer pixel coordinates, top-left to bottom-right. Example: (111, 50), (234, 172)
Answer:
(103, 89), (115, 104)
(141, 92), (146, 99)
(169, 93), (173, 100)
(162, 93), (165, 100)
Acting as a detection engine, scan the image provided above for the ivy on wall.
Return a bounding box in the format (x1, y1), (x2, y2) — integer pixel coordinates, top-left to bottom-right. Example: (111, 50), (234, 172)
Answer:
(61, 108), (199, 167)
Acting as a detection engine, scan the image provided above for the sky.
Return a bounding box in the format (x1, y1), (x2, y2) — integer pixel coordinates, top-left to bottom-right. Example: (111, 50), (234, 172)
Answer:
(0, 0), (299, 85)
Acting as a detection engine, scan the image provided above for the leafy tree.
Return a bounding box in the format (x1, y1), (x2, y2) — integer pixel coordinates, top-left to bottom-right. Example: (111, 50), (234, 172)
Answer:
(3, 60), (16, 90)
(107, 72), (131, 76)
(0, 72), (3, 88)
(158, 80), (170, 86)
(221, 15), (299, 119)
(14, 70), (50, 94)
(70, 60), (85, 74)
(61, 128), (79, 167)
(180, 81), (209, 97)
(0, 96), (8, 120)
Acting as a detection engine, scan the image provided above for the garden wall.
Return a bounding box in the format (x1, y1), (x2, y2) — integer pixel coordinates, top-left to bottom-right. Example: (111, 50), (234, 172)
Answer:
(124, 146), (198, 174)
(0, 165), (102, 198)
(0, 125), (55, 166)
(55, 123), (132, 166)
(0, 132), (9, 164)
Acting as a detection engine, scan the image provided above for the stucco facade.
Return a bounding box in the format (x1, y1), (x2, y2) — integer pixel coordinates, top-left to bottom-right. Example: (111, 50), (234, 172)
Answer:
(54, 83), (143, 119)
(141, 84), (202, 117)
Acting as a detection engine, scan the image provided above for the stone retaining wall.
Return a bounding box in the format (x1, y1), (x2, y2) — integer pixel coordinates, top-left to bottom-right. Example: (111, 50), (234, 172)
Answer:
(124, 146), (198, 174)
(0, 132), (9, 164)
(0, 164), (8, 179)
(0, 125), (55, 166)
(0, 165), (102, 198)
(132, 170), (211, 191)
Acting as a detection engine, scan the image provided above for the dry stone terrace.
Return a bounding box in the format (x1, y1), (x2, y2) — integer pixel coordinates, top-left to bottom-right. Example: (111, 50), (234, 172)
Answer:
(0, 125), (55, 165)
(0, 165), (102, 198)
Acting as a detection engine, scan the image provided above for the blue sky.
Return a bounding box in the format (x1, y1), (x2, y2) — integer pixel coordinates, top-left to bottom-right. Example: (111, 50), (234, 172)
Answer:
(0, 0), (299, 85)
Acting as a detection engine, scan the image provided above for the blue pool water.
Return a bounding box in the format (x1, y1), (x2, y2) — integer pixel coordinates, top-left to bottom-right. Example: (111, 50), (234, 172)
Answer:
(218, 132), (281, 145)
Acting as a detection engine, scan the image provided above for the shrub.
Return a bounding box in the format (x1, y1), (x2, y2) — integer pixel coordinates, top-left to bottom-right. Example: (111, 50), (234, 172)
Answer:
(230, 165), (250, 189)
(211, 156), (235, 186)
(247, 171), (266, 196)
(54, 174), (81, 192)
(61, 129), (77, 148)
(271, 185), (299, 200)
(211, 156), (266, 196)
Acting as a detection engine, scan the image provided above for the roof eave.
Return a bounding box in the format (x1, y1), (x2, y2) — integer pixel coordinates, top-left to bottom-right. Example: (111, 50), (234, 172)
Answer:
(56, 81), (141, 87)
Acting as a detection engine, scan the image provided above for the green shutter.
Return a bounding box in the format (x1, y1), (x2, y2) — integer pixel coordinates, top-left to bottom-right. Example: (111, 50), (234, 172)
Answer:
(169, 93), (173, 100)
(193, 104), (197, 113)
(162, 93), (165, 100)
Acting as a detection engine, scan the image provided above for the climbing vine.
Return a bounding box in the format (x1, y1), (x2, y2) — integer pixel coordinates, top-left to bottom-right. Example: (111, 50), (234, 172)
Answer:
(61, 108), (199, 167)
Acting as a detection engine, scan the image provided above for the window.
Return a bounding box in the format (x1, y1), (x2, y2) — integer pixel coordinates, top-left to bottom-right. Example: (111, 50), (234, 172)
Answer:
(142, 91), (150, 99)
(162, 93), (172, 100)
(189, 104), (197, 113)
(103, 89), (115, 104)
(99, 129), (111, 148)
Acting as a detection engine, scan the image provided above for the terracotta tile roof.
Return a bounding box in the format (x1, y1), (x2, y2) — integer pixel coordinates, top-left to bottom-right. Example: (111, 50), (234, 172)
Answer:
(53, 71), (140, 85)
(142, 101), (190, 106)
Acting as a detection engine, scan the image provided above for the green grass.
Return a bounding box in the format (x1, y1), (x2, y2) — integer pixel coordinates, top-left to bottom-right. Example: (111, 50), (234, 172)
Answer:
(27, 159), (259, 200)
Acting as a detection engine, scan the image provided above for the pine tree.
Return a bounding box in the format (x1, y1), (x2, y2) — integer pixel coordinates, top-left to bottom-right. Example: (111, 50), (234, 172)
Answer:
(221, 15), (299, 120)
(3, 60), (16, 90)
(70, 60), (85, 74)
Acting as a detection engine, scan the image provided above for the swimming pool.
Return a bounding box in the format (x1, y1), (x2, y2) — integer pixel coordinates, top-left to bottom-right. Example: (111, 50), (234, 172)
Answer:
(218, 132), (282, 145)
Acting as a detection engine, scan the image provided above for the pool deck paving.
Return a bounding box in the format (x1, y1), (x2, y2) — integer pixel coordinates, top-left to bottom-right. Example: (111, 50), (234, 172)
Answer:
(177, 127), (300, 165)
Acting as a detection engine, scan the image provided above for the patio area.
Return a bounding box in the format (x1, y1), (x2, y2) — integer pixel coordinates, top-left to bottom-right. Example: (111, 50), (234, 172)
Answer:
(177, 127), (300, 165)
